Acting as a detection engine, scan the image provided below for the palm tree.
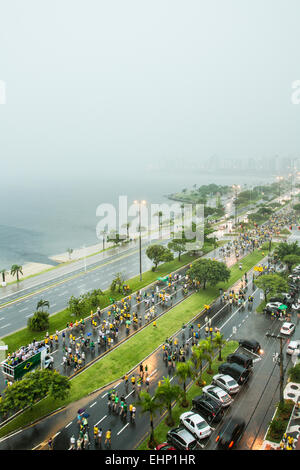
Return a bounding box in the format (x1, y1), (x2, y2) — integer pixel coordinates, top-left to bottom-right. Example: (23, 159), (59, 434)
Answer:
(212, 331), (226, 361)
(154, 211), (163, 240)
(175, 360), (195, 407)
(36, 299), (50, 311)
(0, 269), (7, 284)
(200, 338), (215, 374)
(10, 265), (23, 282)
(191, 344), (207, 386)
(135, 391), (160, 448)
(154, 376), (183, 426)
(122, 222), (131, 241)
(99, 229), (107, 251)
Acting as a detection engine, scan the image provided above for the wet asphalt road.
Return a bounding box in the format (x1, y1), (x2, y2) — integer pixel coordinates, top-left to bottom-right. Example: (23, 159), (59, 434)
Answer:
(1, 253), (297, 451)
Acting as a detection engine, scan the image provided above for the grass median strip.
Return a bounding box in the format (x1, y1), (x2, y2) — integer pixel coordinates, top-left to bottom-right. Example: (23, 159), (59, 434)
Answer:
(0, 248), (266, 439)
(137, 340), (239, 449)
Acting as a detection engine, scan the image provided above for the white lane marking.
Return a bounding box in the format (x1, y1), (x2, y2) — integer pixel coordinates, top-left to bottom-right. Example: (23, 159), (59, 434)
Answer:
(19, 307), (28, 312)
(26, 313), (33, 318)
(65, 421), (73, 428)
(95, 415), (107, 426)
(90, 402), (97, 408)
(53, 432), (60, 439)
(125, 390), (134, 399)
(149, 368), (157, 378)
(117, 423), (129, 436)
(0, 323), (10, 329)
(101, 393), (108, 398)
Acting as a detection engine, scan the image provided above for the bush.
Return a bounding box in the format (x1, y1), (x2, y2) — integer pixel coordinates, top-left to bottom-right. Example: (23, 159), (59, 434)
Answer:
(268, 418), (286, 440)
(288, 363), (300, 383)
(27, 311), (50, 332)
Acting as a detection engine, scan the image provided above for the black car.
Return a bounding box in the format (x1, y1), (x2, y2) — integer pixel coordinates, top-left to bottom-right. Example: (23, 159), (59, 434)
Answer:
(192, 395), (224, 423)
(215, 417), (246, 449)
(226, 352), (253, 370)
(218, 362), (250, 385)
(238, 339), (261, 353)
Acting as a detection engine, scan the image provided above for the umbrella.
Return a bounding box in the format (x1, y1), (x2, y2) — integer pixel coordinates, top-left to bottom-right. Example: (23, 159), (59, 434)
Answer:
(87, 332), (92, 336)
(77, 408), (85, 414)
(278, 304), (288, 310)
(82, 412), (89, 418)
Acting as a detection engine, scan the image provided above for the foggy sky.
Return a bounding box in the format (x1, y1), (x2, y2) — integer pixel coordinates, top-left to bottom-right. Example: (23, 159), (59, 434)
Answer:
(0, 0), (300, 187)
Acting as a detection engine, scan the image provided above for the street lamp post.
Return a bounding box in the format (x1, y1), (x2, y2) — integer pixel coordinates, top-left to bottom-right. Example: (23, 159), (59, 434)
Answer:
(232, 185), (240, 228)
(134, 200), (146, 282)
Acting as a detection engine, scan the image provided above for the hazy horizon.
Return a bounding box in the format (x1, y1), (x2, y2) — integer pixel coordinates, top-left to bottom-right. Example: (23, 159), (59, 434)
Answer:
(1, 0), (300, 187)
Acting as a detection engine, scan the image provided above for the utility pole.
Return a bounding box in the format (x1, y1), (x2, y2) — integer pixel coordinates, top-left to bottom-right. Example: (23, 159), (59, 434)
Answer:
(266, 332), (286, 405)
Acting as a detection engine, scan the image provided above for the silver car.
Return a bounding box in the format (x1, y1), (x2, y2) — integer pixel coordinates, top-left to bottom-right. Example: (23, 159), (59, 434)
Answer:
(202, 385), (233, 407)
(212, 374), (240, 395)
(286, 340), (300, 355)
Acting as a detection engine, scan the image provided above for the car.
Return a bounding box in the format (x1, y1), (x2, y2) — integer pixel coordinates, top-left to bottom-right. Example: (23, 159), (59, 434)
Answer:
(202, 385), (233, 407)
(238, 339), (261, 353)
(179, 411), (212, 440)
(266, 302), (285, 310)
(215, 417), (246, 449)
(280, 322), (296, 336)
(212, 374), (240, 395)
(286, 340), (300, 355)
(292, 302), (300, 311)
(155, 442), (176, 450)
(192, 395), (224, 423)
(226, 352), (253, 370)
(167, 426), (200, 450)
(218, 362), (251, 385)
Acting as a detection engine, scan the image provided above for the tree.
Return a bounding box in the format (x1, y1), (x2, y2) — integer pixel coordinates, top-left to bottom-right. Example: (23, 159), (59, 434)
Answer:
(274, 241), (300, 262)
(68, 295), (83, 316)
(0, 369), (71, 417)
(135, 391), (160, 448)
(107, 231), (123, 247)
(292, 203), (300, 213)
(255, 274), (289, 302)
(36, 299), (50, 311)
(146, 245), (174, 271)
(10, 264), (23, 282)
(110, 272), (126, 293)
(27, 310), (50, 331)
(212, 331), (226, 361)
(191, 344), (207, 386)
(187, 259), (230, 289)
(200, 338), (215, 374)
(175, 360), (195, 407)
(122, 222), (131, 240)
(154, 376), (183, 426)
(0, 269), (6, 283)
(282, 254), (300, 273)
(168, 234), (187, 261)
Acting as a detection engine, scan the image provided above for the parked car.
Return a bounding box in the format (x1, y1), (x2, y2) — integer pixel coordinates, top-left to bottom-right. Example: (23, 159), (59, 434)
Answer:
(167, 426), (200, 450)
(280, 322), (296, 336)
(226, 352), (253, 370)
(202, 385), (233, 407)
(215, 417), (246, 449)
(179, 411), (212, 440)
(238, 339), (261, 353)
(192, 395), (224, 423)
(155, 443), (176, 450)
(286, 340), (300, 355)
(212, 374), (240, 395)
(266, 302), (285, 310)
(218, 362), (251, 385)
